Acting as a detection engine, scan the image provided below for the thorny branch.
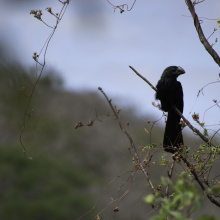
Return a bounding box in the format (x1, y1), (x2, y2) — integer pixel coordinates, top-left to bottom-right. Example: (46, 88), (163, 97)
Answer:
(98, 87), (156, 193)
(129, 65), (220, 207)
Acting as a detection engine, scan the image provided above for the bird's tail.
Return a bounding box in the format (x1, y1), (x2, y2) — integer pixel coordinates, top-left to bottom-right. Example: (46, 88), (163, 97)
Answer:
(163, 110), (183, 154)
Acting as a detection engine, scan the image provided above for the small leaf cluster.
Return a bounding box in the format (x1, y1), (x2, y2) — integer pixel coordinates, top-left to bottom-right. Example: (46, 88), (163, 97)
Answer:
(144, 172), (217, 220)
(144, 143), (157, 150)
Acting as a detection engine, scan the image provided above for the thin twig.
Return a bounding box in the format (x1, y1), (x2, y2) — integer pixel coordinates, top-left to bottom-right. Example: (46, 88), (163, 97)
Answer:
(77, 170), (134, 220)
(98, 87), (156, 193)
(106, 0), (137, 11)
(197, 81), (220, 97)
(20, 1), (70, 158)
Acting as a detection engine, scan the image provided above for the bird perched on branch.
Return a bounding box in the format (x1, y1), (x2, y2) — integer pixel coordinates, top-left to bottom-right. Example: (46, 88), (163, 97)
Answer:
(155, 66), (185, 154)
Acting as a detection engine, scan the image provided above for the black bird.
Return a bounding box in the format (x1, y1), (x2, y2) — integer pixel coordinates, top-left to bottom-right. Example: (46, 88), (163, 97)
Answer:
(155, 66), (185, 153)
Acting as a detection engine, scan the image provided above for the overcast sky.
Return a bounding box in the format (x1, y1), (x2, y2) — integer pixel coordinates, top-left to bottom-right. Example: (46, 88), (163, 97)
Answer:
(1, 0), (220, 134)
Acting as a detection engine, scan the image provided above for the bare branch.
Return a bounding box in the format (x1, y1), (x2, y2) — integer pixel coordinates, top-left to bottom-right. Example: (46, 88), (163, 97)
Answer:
(98, 87), (156, 193)
(77, 170), (134, 220)
(129, 66), (157, 92)
(185, 0), (220, 67)
(20, 2), (70, 159)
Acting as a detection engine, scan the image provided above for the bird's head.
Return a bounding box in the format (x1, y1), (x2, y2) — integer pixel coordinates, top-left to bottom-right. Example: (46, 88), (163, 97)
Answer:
(161, 66), (185, 79)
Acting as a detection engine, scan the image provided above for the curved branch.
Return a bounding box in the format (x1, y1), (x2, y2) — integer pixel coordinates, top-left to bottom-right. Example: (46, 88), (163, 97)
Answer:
(185, 0), (220, 67)
(106, 0), (137, 12)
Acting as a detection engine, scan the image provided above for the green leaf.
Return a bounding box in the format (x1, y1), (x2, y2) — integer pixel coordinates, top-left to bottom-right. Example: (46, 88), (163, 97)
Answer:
(193, 196), (202, 211)
(208, 159), (214, 164)
(144, 194), (155, 204)
(199, 145), (207, 151)
(203, 128), (208, 136)
(199, 214), (218, 220)
(151, 143), (157, 148)
(161, 176), (172, 186)
(200, 122), (205, 126)
(210, 185), (220, 194)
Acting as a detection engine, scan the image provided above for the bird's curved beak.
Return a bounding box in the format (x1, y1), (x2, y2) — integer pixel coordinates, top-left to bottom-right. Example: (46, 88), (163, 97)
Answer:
(177, 66), (185, 75)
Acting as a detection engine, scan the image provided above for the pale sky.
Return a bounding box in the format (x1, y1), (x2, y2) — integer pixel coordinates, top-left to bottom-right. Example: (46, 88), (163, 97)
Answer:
(1, 0), (220, 135)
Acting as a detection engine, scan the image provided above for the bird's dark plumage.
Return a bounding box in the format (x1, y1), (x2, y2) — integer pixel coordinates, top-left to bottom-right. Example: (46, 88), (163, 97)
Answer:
(156, 66), (185, 153)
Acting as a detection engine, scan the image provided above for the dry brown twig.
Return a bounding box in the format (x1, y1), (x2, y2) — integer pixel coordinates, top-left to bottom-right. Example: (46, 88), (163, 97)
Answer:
(98, 87), (156, 194)
(77, 170), (135, 220)
(20, 0), (70, 159)
(106, 0), (137, 12)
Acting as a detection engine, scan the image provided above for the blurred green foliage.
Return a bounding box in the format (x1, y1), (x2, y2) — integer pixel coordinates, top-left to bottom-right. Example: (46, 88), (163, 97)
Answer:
(0, 146), (90, 220)
(0, 57), (96, 219)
